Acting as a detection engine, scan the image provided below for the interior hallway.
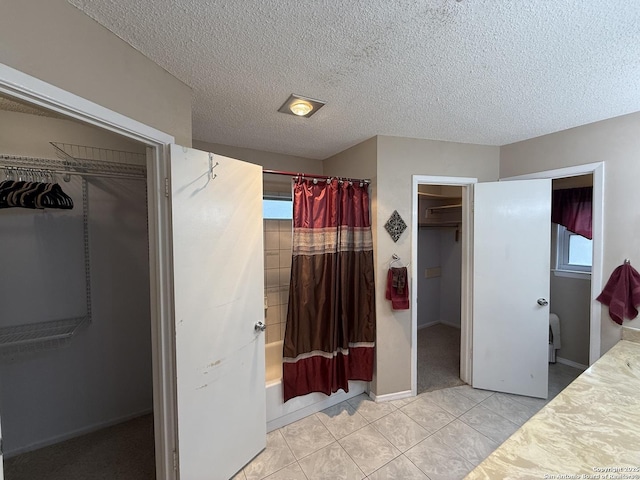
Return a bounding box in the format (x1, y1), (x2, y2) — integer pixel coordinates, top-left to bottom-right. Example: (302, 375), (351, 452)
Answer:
(235, 363), (581, 480)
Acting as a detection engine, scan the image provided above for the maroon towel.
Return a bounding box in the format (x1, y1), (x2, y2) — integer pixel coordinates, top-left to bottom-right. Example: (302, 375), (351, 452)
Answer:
(596, 263), (640, 325)
(386, 267), (409, 310)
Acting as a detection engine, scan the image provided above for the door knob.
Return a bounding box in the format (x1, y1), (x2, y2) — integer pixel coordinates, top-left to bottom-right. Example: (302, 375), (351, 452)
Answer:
(537, 298), (549, 306)
(255, 321), (266, 332)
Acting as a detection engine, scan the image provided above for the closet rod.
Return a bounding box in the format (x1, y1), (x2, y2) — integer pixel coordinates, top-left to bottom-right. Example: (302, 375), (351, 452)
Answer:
(263, 169), (370, 184)
(0, 165), (144, 181)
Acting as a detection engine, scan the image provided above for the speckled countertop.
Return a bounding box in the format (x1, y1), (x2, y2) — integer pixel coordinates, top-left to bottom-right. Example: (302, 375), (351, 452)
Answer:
(466, 328), (640, 480)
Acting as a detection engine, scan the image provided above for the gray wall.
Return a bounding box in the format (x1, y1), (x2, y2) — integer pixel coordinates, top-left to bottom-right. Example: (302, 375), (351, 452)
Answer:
(417, 227), (462, 329)
(0, 111), (151, 456)
(417, 228), (441, 328)
(550, 273), (591, 366)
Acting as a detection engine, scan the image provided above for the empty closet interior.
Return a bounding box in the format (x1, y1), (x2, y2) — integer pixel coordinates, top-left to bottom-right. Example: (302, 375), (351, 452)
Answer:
(0, 95), (155, 479)
(416, 184), (464, 393)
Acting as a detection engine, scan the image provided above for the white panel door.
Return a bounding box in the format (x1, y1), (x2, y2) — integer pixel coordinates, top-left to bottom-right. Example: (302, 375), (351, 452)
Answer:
(472, 179), (551, 399)
(170, 144), (266, 480)
(0, 418), (4, 480)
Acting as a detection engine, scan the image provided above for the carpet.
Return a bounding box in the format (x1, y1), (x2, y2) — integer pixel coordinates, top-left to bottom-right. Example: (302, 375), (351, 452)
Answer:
(417, 323), (465, 394)
(4, 414), (155, 480)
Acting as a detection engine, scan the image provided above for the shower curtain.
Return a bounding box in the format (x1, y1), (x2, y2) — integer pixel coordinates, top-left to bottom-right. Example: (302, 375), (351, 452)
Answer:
(282, 178), (376, 402)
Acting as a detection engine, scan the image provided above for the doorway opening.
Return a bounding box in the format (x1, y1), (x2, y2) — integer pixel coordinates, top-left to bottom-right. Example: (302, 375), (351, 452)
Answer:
(549, 174), (593, 373)
(0, 94), (156, 479)
(0, 64), (177, 480)
(416, 184), (465, 394)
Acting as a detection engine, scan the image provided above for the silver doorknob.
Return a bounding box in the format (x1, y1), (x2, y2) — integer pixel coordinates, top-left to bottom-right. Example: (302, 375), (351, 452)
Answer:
(255, 321), (266, 332)
(537, 298), (549, 306)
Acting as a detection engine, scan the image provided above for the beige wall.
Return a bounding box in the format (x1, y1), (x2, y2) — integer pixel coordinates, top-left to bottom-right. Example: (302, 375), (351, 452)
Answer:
(193, 140), (324, 193)
(501, 111), (640, 356)
(0, 110), (145, 160)
(324, 135), (499, 396)
(0, 0), (192, 146)
(375, 136), (500, 395)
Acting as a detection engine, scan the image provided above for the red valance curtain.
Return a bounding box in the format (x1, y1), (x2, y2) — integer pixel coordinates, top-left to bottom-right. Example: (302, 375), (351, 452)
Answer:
(282, 178), (376, 402)
(551, 186), (592, 239)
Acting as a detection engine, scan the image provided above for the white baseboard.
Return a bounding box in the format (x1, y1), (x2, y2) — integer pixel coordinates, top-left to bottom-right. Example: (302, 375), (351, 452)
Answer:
(556, 356), (588, 371)
(417, 321), (440, 330)
(369, 390), (413, 403)
(439, 319), (461, 329)
(4, 408), (153, 458)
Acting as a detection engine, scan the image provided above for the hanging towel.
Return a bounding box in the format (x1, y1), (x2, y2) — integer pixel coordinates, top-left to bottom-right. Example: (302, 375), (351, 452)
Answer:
(596, 262), (640, 325)
(549, 313), (561, 349)
(386, 267), (409, 310)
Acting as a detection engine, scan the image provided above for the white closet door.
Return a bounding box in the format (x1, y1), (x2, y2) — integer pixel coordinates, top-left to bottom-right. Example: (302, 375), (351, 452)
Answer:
(0, 418), (4, 480)
(169, 144), (266, 480)
(472, 179), (551, 399)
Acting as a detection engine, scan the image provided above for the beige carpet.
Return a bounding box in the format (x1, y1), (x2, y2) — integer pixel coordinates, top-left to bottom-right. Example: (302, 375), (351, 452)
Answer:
(417, 323), (465, 394)
(4, 414), (155, 480)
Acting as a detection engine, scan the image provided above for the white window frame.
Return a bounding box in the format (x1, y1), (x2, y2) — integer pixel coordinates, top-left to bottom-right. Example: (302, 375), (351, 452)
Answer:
(554, 224), (592, 277)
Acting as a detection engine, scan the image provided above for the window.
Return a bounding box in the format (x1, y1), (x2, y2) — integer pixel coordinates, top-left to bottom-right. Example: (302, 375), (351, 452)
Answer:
(263, 196), (292, 220)
(556, 224), (592, 273)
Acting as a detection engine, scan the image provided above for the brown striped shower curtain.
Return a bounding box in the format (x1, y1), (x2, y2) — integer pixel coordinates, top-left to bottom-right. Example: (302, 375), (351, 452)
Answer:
(282, 178), (376, 402)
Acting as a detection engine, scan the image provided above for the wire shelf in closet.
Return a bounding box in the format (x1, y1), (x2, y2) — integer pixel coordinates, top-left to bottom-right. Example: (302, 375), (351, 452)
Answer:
(0, 144), (145, 358)
(0, 317), (88, 354)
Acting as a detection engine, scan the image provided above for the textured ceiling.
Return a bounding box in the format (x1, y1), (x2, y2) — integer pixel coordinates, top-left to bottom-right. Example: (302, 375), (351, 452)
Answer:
(70, 0), (640, 159)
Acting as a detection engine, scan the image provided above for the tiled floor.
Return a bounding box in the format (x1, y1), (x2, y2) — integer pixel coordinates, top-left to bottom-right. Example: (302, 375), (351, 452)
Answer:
(233, 363), (582, 480)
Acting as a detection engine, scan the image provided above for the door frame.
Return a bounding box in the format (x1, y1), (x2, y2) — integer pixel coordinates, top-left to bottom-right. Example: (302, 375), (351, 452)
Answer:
(411, 175), (477, 396)
(501, 162), (605, 365)
(0, 63), (178, 480)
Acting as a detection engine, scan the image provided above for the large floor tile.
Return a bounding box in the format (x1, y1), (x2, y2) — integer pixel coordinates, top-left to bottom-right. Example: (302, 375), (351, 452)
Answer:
(480, 392), (539, 425)
(298, 443), (364, 480)
(459, 404), (520, 444)
(338, 424), (401, 476)
(244, 430), (297, 480)
(280, 415), (335, 460)
(400, 397), (456, 433)
(264, 462), (308, 480)
(405, 435), (475, 480)
(429, 419), (498, 467)
(419, 388), (479, 416)
(389, 396), (418, 408)
(367, 455), (428, 480)
(315, 401), (369, 440)
(346, 394), (397, 422)
(371, 410), (429, 452)
(448, 385), (495, 403)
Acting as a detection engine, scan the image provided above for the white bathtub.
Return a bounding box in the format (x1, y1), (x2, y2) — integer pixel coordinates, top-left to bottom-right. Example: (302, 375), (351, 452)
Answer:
(265, 341), (367, 432)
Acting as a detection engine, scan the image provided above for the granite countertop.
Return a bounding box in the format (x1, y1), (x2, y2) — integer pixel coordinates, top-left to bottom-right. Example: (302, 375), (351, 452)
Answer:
(466, 328), (640, 480)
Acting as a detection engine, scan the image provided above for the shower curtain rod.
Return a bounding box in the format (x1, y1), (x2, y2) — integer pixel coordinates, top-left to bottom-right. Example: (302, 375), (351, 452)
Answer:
(263, 169), (370, 184)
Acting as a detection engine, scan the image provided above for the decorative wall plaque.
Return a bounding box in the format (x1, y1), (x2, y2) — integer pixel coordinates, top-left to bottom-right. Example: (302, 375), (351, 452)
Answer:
(384, 210), (407, 242)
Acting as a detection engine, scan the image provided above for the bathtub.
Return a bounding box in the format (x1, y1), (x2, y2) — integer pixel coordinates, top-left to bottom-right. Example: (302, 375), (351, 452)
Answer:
(265, 341), (367, 432)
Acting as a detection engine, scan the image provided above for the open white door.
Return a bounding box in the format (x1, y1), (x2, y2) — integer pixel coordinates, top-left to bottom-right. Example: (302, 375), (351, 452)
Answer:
(0, 418), (4, 480)
(472, 179), (551, 399)
(169, 145), (266, 480)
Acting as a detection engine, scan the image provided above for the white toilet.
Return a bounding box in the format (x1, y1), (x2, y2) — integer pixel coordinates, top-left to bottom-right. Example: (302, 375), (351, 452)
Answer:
(549, 313), (561, 363)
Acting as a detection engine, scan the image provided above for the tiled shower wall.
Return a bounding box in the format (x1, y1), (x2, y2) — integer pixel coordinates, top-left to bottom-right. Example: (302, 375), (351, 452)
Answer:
(264, 219), (292, 344)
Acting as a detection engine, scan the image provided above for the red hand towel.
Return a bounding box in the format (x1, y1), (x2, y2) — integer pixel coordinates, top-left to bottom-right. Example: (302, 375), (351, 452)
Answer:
(596, 263), (640, 325)
(386, 267), (409, 310)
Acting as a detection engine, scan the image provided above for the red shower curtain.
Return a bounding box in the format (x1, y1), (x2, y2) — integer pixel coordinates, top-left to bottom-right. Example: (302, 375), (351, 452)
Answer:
(282, 178), (376, 402)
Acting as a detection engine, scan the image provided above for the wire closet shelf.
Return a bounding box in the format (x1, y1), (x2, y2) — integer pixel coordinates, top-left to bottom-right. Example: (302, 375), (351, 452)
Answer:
(0, 143), (146, 359)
